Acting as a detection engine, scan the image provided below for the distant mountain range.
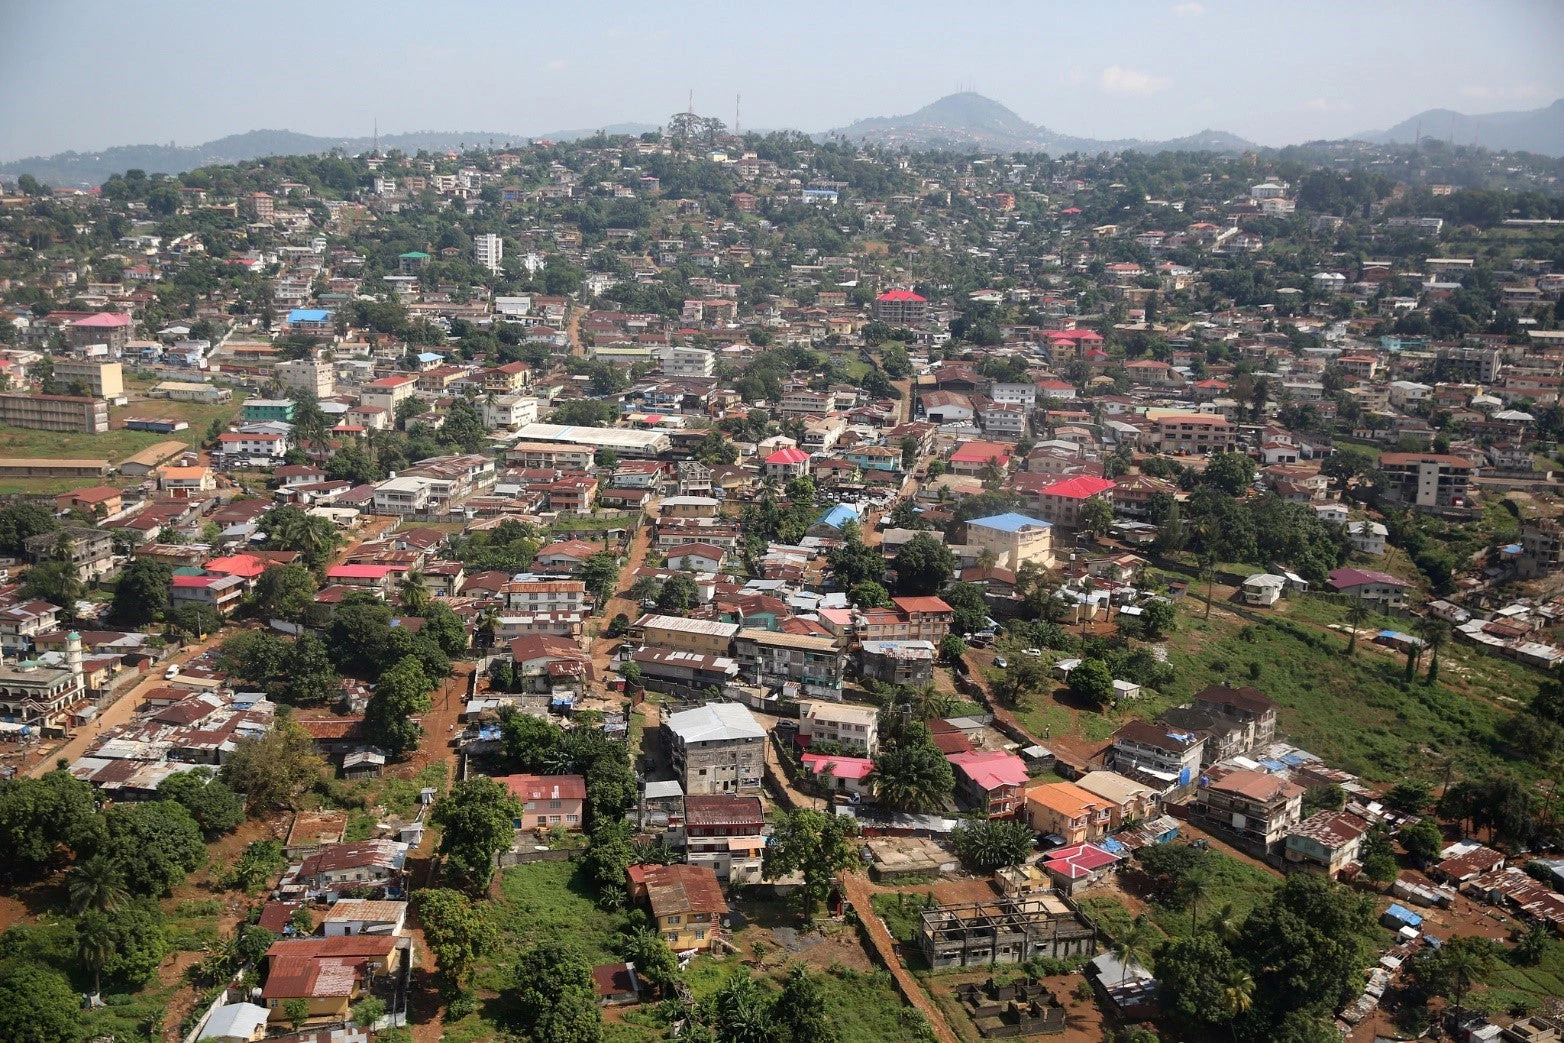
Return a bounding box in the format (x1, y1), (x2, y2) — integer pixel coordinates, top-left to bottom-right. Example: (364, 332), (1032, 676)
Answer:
(1359, 98), (1564, 156)
(6, 91), (1564, 187)
(0, 125), (656, 187)
(822, 92), (1256, 154)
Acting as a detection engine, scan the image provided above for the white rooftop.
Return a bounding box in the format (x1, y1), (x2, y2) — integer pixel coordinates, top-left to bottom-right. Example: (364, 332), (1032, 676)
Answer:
(667, 702), (765, 744)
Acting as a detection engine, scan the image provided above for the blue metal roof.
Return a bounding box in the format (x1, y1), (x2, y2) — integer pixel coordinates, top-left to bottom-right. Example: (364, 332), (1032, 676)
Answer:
(814, 503), (861, 529)
(417, 351), (444, 363)
(288, 308), (329, 322)
(968, 512), (1052, 533)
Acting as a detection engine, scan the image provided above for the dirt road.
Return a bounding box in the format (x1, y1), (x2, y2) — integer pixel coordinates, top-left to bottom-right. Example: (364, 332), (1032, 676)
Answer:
(588, 501), (657, 677)
(25, 632), (223, 778)
(841, 872), (960, 1043)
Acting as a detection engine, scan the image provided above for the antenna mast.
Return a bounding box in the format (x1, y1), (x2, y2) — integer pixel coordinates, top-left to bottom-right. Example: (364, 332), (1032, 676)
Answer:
(735, 93), (740, 135)
(688, 90), (694, 116)
(373, 117), (378, 155)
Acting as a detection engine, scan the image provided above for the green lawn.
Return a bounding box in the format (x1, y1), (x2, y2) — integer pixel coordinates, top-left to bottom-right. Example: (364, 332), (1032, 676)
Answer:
(1479, 937), (1564, 1016)
(870, 892), (936, 944)
(685, 960), (924, 1043)
(1079, 846), (1281, 951)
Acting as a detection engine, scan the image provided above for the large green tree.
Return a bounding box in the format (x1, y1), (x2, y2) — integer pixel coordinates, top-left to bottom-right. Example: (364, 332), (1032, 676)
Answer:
(412, 888), (496, 996)
(432, 776), (522, 892)
(75, 902), (168, 991)
(252, 564), (318, 622)
(158, 767), (245, 837)
(0, 961), (80, 1043)
(220, 715), (326, 813)
(364, 655), (434, 758)
(111, 557), (172, 626)
(762, 808), (862, 917)
(870, 741), (955, 813)
(951, 817), (1034, 871)
(100, 800), (206, 896)
(513, 939), (602, 1043)
(0, 769), (104, 873)
(892, 533), (955, 596)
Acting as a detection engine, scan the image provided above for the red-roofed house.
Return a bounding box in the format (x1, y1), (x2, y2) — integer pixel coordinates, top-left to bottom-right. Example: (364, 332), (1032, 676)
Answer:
(494, 773), (586, 831)
(1327, 567), (1410, 609)
(325, 563), (401, 596)
(948, 440), (1012, 477)
(1033, 475), (1117, 528)
(763, 446), (811, 479)
(1041, 842), (1122, 894)
(800, 753), (875, 799)
(170, 573), (245, 615)
(204, 553), (268, 587)
(359, 375), (419, 413)
(948, 750), (1029, 818)
(67, 311), (131, 350)
(261, 934), (404, 1025)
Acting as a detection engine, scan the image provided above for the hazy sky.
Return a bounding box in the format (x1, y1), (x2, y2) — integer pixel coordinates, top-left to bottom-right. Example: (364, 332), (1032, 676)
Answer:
(2, 0), (1562, 160)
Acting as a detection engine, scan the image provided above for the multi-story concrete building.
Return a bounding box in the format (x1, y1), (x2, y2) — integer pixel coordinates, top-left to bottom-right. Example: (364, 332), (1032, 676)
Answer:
(1108, 719), (1206, 792)
(359, 375), (419, 414)
(631, 614), (740, 658)
(1032, 475), (1116, 529)
(797, 700), (879, 755)
(53, 358), (124, 399)
(733, 629), (842, 697)
(0, 393), (109, 433)
(371, 475), (434, 516)
(1154, 414), (1235, 454)
(665, 702), (766, 795)
(170, 572), (246, 616)
(473, 233), (504, 274)
(1435, 345), (1502, 383)
(0, 630), (85, 735)
(680, 795), (766, 884)
(1377, 452), (1473, 509)
(655, 345), (715, 378)
(1520, 518), (1564, 577)
(1191, 768), (1304, 851)
(964, 513), (1054, 570)
(25, 527), (114, 581)
(277, 357), (336, 397)
(1284, 810), (1370, 878)
(871, 289), (927, 324)
(500, 579), (589, 615)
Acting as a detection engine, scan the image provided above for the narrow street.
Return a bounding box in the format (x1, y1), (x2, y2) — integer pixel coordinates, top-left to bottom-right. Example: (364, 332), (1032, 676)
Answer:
(841, 872), (960, 1043)
(588, 499), (657, 678)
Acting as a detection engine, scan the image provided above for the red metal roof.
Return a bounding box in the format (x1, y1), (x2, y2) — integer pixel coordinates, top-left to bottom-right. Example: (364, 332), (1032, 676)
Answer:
(1040, 475), (1116, 500)
(876, 289), (926, 302)
(764, 447), (810, 465)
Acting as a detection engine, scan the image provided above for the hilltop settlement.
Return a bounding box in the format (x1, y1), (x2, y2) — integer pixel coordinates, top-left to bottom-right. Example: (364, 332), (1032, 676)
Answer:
(1, 123), (1564, 1043)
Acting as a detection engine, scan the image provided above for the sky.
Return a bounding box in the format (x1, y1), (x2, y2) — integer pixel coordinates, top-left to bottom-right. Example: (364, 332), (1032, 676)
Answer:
(2, 0), (1562, 161)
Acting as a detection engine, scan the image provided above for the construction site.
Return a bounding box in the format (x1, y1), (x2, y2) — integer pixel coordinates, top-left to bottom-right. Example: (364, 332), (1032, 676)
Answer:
(917, 893), (1100, 970)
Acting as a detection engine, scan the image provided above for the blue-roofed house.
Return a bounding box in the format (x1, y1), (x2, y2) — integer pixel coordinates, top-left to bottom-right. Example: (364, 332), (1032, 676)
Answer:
(286, 308), (331, 332)
(965, 512), (1055, 570)
(808, 502), (861, 538)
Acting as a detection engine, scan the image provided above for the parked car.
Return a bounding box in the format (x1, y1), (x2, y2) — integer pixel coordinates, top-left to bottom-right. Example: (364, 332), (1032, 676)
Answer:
(993, 655), (1008, 669)
(164, 664), (180, 680)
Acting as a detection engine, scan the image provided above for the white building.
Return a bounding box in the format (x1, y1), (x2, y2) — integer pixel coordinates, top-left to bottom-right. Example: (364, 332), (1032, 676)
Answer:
(1347, 520), (1387, 556)
(480, 393), (539, 430)
(474, 233), (504, 274)
(277, 357), (336, 398)
(372, 475), (435, 516)
(656, 344), (716, 378)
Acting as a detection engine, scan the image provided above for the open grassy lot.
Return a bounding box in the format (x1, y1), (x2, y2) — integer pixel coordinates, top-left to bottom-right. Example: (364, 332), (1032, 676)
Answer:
(1479, 936), (1564, 1016)
(1079, 847), (1281, 946)
(1163, 607), (1527, 784)
(685, 959), (921, 1043)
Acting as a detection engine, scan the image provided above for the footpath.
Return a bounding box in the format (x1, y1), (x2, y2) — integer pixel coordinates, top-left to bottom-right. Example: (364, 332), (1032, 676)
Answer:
(840, 872), (960, 1043)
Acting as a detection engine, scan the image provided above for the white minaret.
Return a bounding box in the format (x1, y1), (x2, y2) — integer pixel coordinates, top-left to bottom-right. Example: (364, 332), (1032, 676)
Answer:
(66, 631), (84, 696)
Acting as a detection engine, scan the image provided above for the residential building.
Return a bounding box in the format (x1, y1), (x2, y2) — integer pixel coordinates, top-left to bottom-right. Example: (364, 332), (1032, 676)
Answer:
(872, 289), (927, 324)
(964, 513), (1054, 570)
(949, 750), (1029, 818)
(290, 839), (409, 900)
(1108, 719), (1206, 792)
(53, 357), (124, 398)
(1327, 567), (1411, 609)
(680, 794), (765, 884)
(631, 614), (740, 657)
(857, 639), (935, 686)
(1073, 770), (1159, 829)
(170, 573), (246, 616)
(656, 344), (716, 378)
(798, 700), (879, 755)
(1189, 684), (1278, 759)
(1520, 518), (1564, 577)
(665, 702), (765, 795)
(359, 375), (418, 414)
(55, 485), (123, 517)
(1377, 453), (1473, 509)
(733, 628), (843, 696)
(371, 475), (434, 517)
(0, 600), (61, 656)
(1024, 781), (1113, 844)
(0, 392), (109, 433)
(762, 446), (811, 479)
(25, 526), (114, 581)
(320, 899), (409, 937)
(1241, 573), (1286, 606)
(501, 579), (589, 616)
(1191, 769), (1304, 851)
(242, 399), (296, 423)
(1032, 475), (1116, 528)
(1154, 414), (1234, 454)
(277, 358), (336, 397)
(1284, 810), (1370, 878)
(627, 862), (729, 951)
(1347, 520), (1388, 556)
(800, 752), (875, 799)
(495, 773), (587, 831)
(473, 233), (504, 273)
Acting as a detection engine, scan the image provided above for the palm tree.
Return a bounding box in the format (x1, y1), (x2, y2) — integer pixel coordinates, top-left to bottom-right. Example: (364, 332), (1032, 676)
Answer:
(68, 857), (128, 915)
(1207, 902), (1242, 944)
(398, 568), (432, 614)
(1221, 969), (1255, 1041)
(1346, 593), (1369, 656)
(1112, 916), (1155, 989)
(76, 923), (114, 998)
(869, 744), (952, 813)
(476, 606), (500, 651)
(1417, 617), (1450, 685)
(1180, 868), (1212, 933)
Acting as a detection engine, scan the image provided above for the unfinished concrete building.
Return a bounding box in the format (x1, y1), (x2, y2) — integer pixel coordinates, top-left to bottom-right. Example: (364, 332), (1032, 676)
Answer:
(918, 894), (1099, 969)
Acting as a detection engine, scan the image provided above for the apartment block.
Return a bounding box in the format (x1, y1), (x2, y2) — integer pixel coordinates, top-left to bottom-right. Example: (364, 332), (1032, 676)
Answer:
(0, 393), (109, 433)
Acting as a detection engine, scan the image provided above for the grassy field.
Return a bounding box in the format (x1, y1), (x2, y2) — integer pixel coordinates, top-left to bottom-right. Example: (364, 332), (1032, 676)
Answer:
(1479, 936), (1564, 1016)
(1079, 847), (1281, 948)
(1162, 607), (1527, 783)
(685, 959), (922, 1043)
